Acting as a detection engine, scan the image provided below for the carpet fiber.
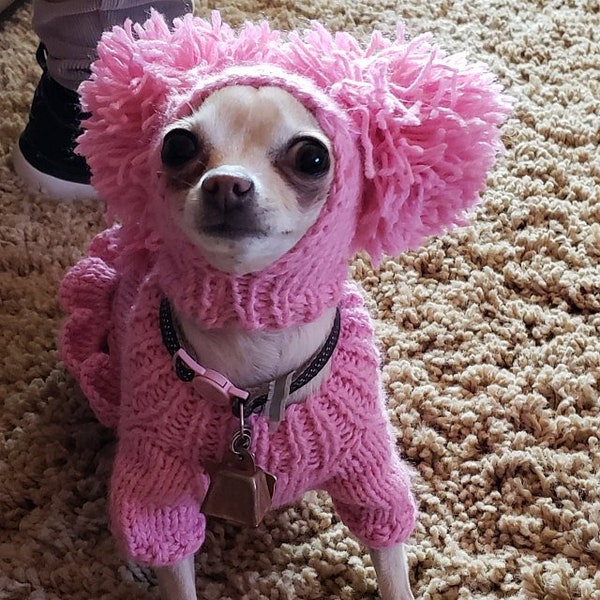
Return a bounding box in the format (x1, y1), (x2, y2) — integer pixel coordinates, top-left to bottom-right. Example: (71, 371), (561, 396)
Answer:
(1, 1), (599, 598)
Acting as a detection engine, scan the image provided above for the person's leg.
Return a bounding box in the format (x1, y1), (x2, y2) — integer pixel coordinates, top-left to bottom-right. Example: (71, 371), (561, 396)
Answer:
(0, 1), (19, 15)
(13, 0), (192, 200)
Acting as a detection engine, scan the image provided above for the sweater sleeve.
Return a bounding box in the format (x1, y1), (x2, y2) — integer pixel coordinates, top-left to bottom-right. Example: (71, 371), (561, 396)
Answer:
(110, 436), (209, 566)
(325, 426), (417, 549)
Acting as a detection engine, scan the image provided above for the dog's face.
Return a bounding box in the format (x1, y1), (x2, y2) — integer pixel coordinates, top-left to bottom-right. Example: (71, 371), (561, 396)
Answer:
(160, 86), (334, 275)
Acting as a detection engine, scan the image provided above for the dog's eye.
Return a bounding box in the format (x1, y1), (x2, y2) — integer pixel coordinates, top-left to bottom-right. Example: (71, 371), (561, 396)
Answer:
(287, 137), (330, 177)
(161, 128), (199, 167)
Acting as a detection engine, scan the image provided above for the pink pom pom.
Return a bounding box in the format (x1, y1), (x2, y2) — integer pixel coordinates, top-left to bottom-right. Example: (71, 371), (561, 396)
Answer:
(77, 11), (512, 263)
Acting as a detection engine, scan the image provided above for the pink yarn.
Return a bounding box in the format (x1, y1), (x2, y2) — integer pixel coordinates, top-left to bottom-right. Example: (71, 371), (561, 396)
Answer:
(60, 11), (511, 566)
(62, 235), (415, 564)
(76, 10), (512, 329)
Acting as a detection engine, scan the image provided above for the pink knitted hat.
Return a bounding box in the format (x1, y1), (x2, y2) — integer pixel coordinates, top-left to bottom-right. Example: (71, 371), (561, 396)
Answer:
(77, 11), (511, 330)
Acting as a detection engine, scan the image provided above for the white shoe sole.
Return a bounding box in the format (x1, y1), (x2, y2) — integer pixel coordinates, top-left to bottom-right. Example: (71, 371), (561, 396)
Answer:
(12, 142), (99, 201)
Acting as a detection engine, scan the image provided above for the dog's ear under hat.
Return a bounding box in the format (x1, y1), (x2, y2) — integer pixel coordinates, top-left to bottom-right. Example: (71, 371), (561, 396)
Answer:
(281, 25), (513, 262)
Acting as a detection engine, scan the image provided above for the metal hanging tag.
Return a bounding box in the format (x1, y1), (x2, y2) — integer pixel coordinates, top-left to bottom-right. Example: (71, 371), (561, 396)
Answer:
(201, 402), (276, 527)
(201, 446), (276, 527)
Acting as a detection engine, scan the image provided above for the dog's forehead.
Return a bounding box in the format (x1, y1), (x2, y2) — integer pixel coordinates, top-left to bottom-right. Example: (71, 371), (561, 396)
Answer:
(183, 85), (324, 150)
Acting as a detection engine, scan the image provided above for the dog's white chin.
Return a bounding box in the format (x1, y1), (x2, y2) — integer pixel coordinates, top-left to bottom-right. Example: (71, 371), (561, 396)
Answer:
(193, 233), (298, 275)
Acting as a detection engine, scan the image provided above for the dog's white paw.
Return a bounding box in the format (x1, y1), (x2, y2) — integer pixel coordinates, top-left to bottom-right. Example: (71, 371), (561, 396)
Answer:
(370, 544), (415, 600)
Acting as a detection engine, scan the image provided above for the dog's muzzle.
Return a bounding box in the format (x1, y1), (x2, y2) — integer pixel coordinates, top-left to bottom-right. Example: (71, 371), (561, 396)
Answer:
(198, 166), (264, 238)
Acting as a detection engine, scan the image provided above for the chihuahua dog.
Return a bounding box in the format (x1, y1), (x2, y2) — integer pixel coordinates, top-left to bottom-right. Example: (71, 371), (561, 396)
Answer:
(154, 85), (414, 600)
(61, 12), (509, 600)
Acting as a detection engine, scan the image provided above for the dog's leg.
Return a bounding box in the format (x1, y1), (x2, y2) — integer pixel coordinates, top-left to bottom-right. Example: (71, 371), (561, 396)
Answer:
(369, 543), (415, 600)
(155, 555), (197, 600)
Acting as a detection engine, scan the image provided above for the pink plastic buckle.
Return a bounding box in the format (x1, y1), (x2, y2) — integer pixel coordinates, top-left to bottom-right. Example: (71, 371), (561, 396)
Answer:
(175, 349), (249, 405)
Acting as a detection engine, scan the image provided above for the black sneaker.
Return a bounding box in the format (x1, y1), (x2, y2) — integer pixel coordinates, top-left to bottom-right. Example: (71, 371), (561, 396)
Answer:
(12, 44), (97, 200)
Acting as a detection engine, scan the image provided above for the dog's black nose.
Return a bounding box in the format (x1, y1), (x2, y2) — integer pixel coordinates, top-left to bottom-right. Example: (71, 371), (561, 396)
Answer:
(201, 172), (255, 213)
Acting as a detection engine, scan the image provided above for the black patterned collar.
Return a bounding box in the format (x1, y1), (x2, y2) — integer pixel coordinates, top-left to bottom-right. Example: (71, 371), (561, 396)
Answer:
(159, 298), (341, 420)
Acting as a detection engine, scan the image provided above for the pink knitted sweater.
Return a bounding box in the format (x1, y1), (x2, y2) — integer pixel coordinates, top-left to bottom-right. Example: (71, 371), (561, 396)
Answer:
(59, 12), (511, 566)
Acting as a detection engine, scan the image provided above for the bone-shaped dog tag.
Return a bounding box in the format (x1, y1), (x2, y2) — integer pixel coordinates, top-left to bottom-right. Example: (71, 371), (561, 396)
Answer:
(202, 448), (276, 528)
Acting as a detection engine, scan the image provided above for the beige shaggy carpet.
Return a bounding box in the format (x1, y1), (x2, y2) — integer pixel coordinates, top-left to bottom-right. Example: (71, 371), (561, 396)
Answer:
(1, 0), (599, 598)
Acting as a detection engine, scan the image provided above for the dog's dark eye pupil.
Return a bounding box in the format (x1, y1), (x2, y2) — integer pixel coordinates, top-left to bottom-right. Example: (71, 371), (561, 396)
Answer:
(292, 140), (330, 177)
(161, 129), (199, 167)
